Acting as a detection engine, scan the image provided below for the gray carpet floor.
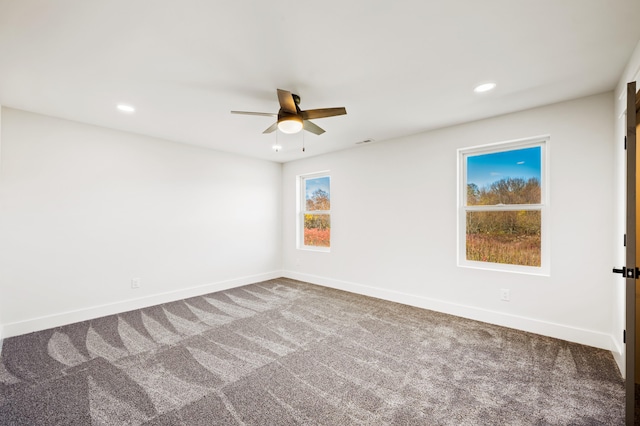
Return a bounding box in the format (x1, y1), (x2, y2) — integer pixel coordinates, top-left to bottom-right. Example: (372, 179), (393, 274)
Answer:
(0, 278), (625, 425)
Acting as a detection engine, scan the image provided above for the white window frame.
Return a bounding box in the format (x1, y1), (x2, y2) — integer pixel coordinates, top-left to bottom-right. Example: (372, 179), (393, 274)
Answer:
(457, 136), (550, 275)
(297, 171), (331, 252)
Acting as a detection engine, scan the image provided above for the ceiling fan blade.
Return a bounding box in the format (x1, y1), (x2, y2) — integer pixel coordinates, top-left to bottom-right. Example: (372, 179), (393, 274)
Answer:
(277, 89), (298, 114)
(231, 111), (277, 117)
(263, 122), (278, 134)
(301, 107), (347, 120)
(303, 120), (325, 135)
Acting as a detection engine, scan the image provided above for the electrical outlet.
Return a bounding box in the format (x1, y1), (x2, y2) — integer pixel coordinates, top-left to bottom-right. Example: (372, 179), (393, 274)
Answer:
(131, 278), (141, 289)
(500, 288), (510, 301)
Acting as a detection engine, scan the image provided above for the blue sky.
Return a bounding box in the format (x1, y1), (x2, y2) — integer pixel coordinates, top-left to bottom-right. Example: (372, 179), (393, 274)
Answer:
(305, 176), (330, 201)
(467, 146), (541, 189)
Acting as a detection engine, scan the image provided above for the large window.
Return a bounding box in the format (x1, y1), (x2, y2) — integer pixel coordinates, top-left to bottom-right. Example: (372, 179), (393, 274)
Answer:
(298, 172), (331, 251)
(458, 137), (548, 274)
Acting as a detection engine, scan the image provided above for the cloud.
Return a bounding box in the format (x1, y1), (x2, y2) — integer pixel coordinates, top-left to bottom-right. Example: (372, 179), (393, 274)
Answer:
(517, 161), (525, 165)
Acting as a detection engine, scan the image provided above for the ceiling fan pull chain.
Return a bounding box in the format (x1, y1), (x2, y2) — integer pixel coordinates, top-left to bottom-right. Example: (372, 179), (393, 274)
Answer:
(302, 130), (305, 152)
(273, 127), (281, 152)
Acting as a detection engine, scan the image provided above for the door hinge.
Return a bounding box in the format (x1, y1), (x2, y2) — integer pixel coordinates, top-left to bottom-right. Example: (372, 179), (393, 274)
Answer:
(624, 234), (627, 247)
(624, 329), (626, 344)
(625, 136), (627, 150)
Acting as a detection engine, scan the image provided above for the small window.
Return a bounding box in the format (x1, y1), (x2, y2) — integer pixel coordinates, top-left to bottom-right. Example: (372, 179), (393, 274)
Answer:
(458, 137), (549, 274)
(298, 172), (331, 251)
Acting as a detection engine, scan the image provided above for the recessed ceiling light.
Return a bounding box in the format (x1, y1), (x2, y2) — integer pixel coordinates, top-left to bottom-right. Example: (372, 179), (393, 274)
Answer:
(474, 82), (496, 93)
(117, 104), (135, 113)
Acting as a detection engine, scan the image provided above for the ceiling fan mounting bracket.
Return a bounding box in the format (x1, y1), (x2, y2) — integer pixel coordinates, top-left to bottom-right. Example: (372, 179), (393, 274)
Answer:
(278, 111), (299, 120)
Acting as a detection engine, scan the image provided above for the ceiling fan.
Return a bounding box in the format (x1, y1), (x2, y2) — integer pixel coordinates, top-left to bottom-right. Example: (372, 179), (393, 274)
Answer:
(231, 89), (347, 135)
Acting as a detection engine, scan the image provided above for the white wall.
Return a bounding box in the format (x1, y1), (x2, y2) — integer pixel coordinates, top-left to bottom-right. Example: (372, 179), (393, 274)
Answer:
(0, 107), (282, 337)
(612, 40), (640, 374)
(283, 92), (615, 350)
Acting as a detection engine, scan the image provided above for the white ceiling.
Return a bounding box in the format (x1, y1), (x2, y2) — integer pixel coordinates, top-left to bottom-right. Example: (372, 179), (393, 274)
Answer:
(0, 1), (639, 163)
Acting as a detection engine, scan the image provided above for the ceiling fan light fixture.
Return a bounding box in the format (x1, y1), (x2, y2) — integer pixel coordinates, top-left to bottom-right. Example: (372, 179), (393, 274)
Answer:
(278, 115), (303, 134)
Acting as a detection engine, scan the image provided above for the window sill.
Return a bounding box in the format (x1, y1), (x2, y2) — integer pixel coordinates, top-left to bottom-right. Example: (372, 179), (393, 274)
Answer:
(298, 246), (331, 253)
(458, 260), (549, 276)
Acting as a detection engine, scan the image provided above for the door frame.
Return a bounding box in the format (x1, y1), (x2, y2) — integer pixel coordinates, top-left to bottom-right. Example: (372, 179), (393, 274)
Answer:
(626, 80), (638, 425)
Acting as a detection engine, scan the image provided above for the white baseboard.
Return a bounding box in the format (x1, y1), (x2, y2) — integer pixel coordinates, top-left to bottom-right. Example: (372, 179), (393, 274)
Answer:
(611, 337), (625, 376)
(283, 270), (616, 352)
(1, 271), (282, 339)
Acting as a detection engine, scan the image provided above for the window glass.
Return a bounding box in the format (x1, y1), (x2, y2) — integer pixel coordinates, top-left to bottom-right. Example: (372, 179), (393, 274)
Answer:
(466, 147), (541, 205)
(304, 214), (330, 248)
(305, 177), (330, 211)
(466, 210), (541, 266)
